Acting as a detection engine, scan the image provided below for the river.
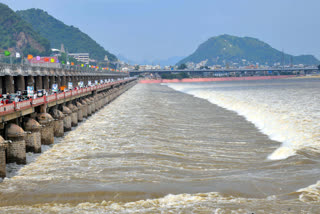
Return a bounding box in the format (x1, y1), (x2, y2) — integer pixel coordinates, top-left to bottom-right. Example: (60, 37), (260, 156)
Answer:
(0, 78), (319, 213)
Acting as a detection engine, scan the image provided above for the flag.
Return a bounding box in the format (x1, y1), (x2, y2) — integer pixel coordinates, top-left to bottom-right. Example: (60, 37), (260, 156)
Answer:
(36, 56), (41, 61)
(44, 57), (49, 62)
(81, 64), (84, 67)
(62, 61), (65, 64)
(15, 52), (20, 58)
(4, 50), (11, 56)
(27, 54), (33, 60)
(50, 58), (55, 63)
(71, 62), (75, 66)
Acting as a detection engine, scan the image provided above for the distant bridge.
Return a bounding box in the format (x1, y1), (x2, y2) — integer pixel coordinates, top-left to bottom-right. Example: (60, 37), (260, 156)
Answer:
(129, 67), (319, 76)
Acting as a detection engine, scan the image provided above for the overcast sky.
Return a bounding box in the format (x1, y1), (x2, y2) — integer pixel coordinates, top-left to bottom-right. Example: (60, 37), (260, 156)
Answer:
(1, 0), (319, 62)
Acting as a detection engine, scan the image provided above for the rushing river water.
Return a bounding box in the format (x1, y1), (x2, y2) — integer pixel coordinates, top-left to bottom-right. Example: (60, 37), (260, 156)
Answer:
(0, 78), (320, 213)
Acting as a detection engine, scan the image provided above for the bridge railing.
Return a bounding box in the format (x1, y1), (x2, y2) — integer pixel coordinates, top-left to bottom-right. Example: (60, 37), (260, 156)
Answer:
(0, 78), (135, 116)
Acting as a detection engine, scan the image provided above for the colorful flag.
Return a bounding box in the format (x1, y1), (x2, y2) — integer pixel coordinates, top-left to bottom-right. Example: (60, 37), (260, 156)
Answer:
(15, 52), (20, 58)
(71, 62), (75, 66)
(44, 57), (49, 62)
(36, 56), (41, 61)
(4, 50), (11, 56)
(50, 58), (55, 63)
(27, 54), (33, 60)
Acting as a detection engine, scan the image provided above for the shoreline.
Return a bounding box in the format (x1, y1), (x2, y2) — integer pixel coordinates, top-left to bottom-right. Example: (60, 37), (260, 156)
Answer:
(139, 75), (302, 84)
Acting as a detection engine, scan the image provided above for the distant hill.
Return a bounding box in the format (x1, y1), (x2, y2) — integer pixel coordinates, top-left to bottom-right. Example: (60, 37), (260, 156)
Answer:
(17, 9), (117, 61)
(0, 3), (51, 56)
(178, 34), (319, 66)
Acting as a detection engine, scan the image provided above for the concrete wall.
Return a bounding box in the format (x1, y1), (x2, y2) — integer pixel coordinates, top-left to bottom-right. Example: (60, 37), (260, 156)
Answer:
(0, 79), (137, 178)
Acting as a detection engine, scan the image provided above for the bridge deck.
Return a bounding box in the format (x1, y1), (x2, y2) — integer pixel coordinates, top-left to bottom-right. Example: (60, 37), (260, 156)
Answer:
(0, 78), (134, 122)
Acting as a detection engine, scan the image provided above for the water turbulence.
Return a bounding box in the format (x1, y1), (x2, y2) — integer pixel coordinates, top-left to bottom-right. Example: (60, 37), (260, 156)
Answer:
(166, 79), (320, 160)
(0, 79), (320, 213)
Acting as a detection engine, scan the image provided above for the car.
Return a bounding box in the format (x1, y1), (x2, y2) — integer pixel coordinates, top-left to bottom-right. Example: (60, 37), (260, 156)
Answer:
(36, 89), (47, 97)
(9, 94), (20, 102)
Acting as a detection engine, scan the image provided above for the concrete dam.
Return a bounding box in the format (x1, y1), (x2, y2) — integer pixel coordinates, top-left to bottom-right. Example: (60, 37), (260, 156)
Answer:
(0, 64), (137, 178)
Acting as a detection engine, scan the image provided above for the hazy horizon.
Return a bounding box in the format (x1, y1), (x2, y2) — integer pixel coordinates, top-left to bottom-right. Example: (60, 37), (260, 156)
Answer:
(1, 0), (320, 63)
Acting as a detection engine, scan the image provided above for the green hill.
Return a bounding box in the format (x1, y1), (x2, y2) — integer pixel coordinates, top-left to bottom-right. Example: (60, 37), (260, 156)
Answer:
(0, 3), (51, 56)
(17, 8), (117, 62)
(178, 34), (319, 66)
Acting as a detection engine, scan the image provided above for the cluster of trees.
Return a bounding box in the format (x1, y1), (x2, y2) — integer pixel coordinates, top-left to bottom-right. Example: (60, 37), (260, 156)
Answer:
(178, 63), (187, 70)
(0, 3), (51, 56)
(178, 34), (320, 66)
(58, 52), (78, 65)
(160, 72), (189, 80)
(17, 9), (117, 62)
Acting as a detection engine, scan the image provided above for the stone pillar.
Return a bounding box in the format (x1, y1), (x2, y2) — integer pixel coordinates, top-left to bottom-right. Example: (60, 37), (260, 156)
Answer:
(96, 94), (102, 110)
(83, 77), (88, 86)
(35, 76), (43, 91)
(49, 76), (55, 90)
(72, 76), (77, 88)
(27, 76), (35, 88)
(85, 98), (92, 116)
(23, 118), (42, 153)
(6, 124), (26, 164)
(56, 76), (62, 88)
(80, 100), (88, 118)
(0, 76), (3, 94)
(106, 91), (111, 104)
(75, 102), (83, 122)
(5, 76), (14, 94)
(62, 106), (72, 132)
(68, 104), (78, 127)
(93, 96), (98, 111)
(99, 94), (103, 108)
(61, 76), (67, 87)
(0, 136), (7, 178)
(67, 76), (72, 88)
(95, 95), (100, 110)
(50, 109), (64, 137)
(43, 76), (50, 91)
(103, 92), (108, 105)
(37, 113), (54, 145)
(90, 97), (96, 113)
(16, 75), (25, 91)
(100, 93), (104, 106)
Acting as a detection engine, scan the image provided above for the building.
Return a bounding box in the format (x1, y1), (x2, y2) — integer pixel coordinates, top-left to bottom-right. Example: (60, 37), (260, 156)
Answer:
(68, 53), (90, 64)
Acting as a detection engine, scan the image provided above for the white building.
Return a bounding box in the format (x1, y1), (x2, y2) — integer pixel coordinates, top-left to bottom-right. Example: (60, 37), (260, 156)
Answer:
(69, 53), (90, 64)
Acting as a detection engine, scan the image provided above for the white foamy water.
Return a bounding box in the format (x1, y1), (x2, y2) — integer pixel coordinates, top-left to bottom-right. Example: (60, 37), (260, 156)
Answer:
(166, 79), (320, 160)
(1, 81), (320, 213)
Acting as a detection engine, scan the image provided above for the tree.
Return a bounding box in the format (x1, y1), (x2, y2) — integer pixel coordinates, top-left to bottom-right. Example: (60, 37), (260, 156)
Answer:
(178, 63), (187, 70)
(200, 66), (209, 70)
(134, 65), (140, 70)
(58, 52), (78, 65)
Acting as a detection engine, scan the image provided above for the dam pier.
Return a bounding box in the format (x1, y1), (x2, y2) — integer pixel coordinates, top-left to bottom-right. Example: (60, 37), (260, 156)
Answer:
(0, 64), (137, 178)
